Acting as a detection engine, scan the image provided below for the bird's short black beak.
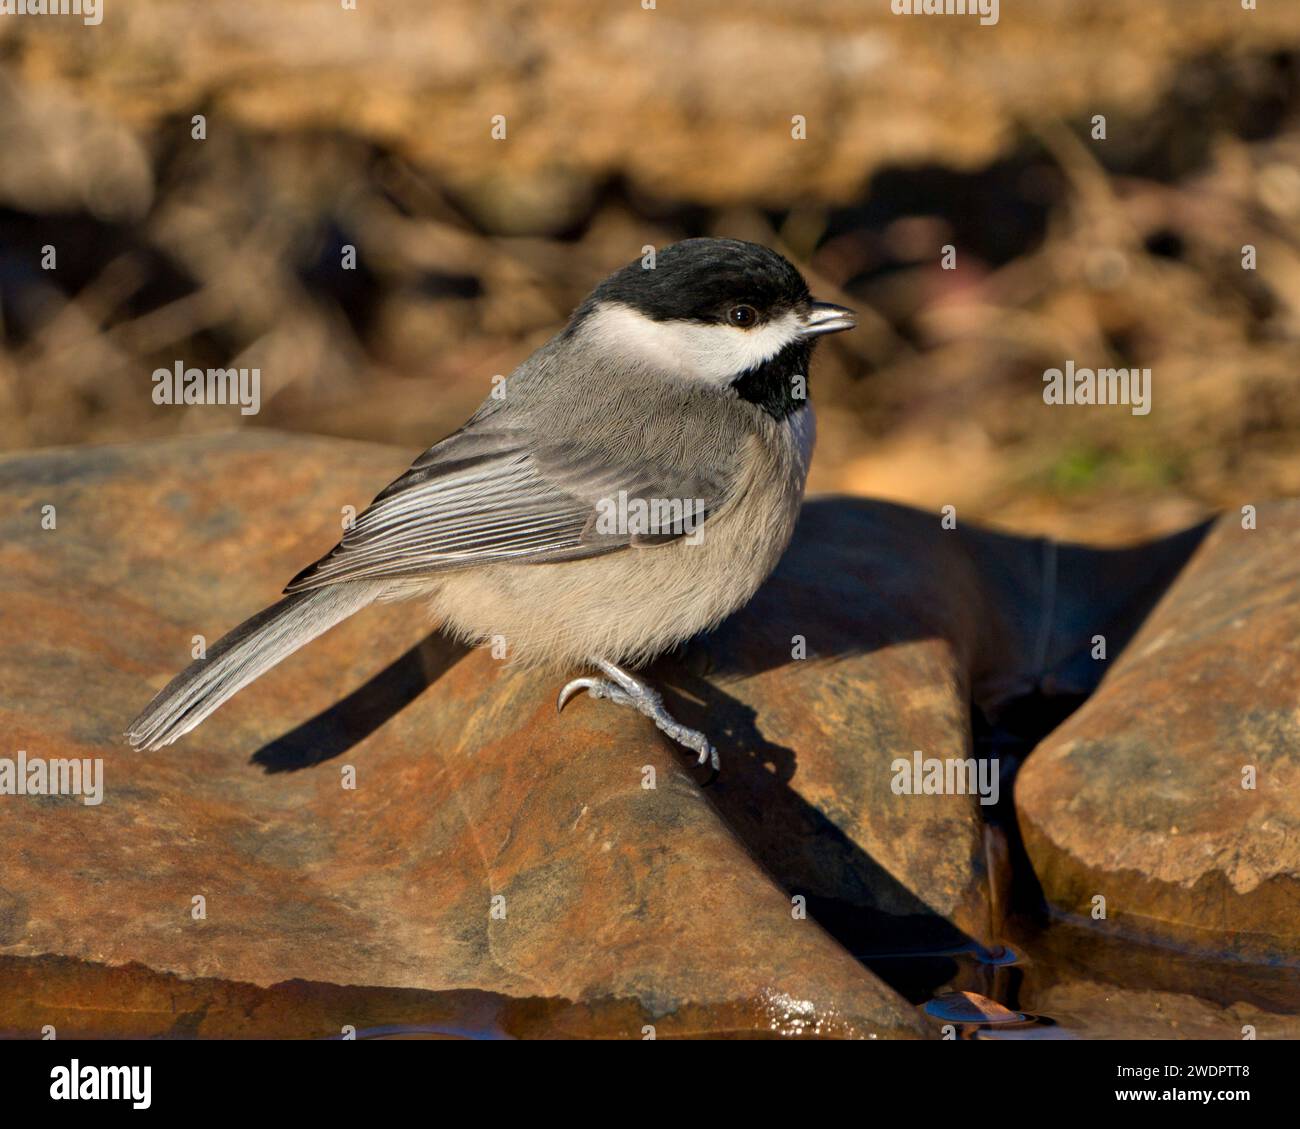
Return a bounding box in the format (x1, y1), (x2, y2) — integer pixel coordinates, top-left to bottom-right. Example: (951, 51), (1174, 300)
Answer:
(800, 300), (857, 338)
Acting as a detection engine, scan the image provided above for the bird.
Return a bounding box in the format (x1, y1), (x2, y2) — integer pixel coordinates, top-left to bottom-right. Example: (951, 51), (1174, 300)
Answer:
(126, 237), (856, 769)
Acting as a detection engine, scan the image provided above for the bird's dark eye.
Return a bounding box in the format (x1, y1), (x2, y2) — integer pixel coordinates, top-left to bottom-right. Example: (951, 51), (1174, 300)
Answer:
(727, 304), (758, 328)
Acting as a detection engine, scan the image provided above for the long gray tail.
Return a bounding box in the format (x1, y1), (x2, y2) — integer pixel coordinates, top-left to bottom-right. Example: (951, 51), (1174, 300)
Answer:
(126, 582), (381, 752)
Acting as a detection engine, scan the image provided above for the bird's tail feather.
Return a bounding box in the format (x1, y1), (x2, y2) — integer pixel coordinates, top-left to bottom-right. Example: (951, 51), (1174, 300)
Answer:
(126, 582), (381, 751)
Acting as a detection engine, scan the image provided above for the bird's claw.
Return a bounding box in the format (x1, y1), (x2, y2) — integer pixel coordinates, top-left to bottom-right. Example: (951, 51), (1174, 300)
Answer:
(558, 677), (602, 712)
(556, 663), (720, 774)
(558, 676), (635, 712)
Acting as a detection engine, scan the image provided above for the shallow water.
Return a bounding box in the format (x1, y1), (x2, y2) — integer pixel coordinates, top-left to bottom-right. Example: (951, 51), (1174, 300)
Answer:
(895, 922), (1300, 1040)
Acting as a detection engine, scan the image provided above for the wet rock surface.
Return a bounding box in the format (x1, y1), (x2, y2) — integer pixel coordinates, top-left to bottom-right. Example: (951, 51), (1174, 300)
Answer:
(1016, 506), (1300, 963)
(996, 923), (1300, 1041)
(0, 431), (1290, 1037)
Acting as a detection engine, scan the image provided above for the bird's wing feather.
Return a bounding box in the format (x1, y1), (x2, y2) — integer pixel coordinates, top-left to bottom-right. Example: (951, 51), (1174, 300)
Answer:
(283, 425), (735, 592)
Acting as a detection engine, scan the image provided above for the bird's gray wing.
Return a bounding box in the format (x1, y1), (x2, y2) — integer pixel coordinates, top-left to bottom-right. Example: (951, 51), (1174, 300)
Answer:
(283, 425), (736, 592)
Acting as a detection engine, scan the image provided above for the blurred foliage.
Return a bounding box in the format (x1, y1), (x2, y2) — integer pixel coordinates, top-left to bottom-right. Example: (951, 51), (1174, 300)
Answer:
(1, 0), (1299, 543)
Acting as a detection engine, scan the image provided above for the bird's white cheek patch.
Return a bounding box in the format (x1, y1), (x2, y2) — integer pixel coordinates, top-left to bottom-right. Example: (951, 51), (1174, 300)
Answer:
(585, 302), (802, 386)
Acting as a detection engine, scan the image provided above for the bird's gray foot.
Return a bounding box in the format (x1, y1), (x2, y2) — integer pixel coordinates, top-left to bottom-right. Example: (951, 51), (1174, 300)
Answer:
(557, 658), (719, 772)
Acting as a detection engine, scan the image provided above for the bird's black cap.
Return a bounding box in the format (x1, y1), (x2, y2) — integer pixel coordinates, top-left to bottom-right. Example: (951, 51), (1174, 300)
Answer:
(575, 238), (812, 326)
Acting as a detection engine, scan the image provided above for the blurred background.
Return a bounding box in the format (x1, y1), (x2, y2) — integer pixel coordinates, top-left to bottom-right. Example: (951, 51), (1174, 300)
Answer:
(1, 0), (1298, 544)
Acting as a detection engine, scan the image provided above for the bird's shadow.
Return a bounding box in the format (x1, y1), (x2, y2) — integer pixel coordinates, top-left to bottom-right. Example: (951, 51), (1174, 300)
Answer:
(251, 632), (470, 774)
(248, 497), (1212, 999)
(656, 664), (981, 995)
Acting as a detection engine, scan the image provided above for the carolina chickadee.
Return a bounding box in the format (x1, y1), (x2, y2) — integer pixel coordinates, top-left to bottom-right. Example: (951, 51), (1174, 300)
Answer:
(127, 238), (856, 768)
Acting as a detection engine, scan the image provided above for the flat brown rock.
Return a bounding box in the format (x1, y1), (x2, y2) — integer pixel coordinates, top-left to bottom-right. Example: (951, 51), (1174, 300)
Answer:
(6, 431), (1252, 1036)
(1, 432), (941, 1038)
(1016, 505), (1300, 962)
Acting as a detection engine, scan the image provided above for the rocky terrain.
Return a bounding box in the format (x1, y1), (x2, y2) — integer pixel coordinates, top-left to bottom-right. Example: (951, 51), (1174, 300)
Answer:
(2, 432), (1296, 1037)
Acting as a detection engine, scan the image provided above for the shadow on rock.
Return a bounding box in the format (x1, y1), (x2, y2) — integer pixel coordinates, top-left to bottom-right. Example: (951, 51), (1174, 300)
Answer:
(252, 633), (470, 773)
(650, 497), (1211, 995)
(252, 492), (1212, 997)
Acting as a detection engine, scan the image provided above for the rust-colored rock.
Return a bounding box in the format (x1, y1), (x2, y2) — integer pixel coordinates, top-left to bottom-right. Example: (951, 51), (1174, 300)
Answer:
(1016, 505), (1300, 962)
(1, 432), (941, 1038)
(667, 499), (997, 955)
(0, 431), (1235, 1036)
